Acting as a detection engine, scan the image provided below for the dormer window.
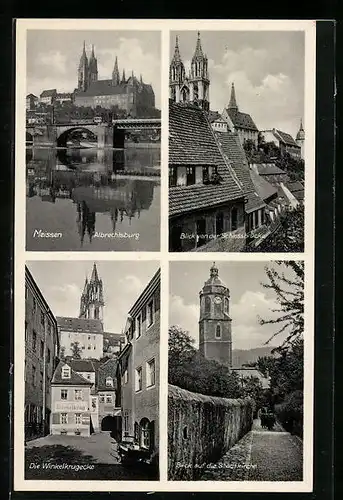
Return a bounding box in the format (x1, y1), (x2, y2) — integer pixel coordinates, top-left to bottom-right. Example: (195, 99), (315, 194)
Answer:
(61, 365), (71, 379)
(106, 376), (113, 387)
(186, 167), (195, 186)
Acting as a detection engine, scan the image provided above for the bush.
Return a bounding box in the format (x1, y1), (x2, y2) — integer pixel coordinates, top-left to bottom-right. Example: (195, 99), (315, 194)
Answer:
(275, 390), (303, 437)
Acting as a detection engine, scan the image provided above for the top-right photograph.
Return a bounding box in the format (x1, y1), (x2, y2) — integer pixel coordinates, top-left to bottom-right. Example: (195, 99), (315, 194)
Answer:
(168, 30), (305, 253)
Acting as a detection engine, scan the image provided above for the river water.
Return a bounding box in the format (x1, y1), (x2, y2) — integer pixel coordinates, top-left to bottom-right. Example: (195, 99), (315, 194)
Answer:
(26, 147), (161, 251)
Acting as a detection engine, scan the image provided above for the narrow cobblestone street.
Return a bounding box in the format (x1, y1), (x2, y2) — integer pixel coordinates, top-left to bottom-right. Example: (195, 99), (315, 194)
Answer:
(25, 431), (158, 480)
(201, 419), (303, 481)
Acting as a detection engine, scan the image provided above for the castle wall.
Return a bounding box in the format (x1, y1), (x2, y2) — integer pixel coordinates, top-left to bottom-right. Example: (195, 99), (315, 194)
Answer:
(168, 385), (254, 480)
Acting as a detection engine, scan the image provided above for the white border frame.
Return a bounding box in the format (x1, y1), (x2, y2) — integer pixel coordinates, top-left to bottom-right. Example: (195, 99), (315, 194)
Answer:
(15, 18), (316, 492)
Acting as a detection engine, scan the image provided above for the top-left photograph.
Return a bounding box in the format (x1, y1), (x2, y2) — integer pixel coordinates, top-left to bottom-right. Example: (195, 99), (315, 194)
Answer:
(25, 29), (161, 251)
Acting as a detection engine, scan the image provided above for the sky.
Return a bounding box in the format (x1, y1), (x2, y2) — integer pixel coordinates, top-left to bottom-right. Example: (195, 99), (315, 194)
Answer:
(169, 261), (302, 351)
(26, 30), (161, 108)
(170, 31), (305, 138)
(26, 260), (160, 333)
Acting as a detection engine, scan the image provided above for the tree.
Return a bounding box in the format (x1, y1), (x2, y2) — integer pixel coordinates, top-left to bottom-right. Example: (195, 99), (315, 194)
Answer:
(258, 260), (304, 350)
(70, 341), (82, 359)
(168, 326), (241, 398)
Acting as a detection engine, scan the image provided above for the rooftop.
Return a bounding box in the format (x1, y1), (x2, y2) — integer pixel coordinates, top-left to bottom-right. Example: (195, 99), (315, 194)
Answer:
(169, 102), (244, 216)
(40, 89), (57, 97)
(56, 316), (103, 334)
(75, 78), (154, 98)
(226, 108), (258, 131)
(249, 169), (278, 202)
(51, 361), (93, 386)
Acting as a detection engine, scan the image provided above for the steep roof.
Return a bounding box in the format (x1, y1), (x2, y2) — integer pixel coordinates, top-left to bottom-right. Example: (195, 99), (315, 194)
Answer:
(68, 358), (100, 373)
(169, 102), (244, 216)
(249, 169), (278, 201)
(226, 108), (258, 131)
(273, 129), (299, 148)
(56, 316), (103, 334)
(285, 181), (304, 201)
(26, 93), (37, 99)
(214, 131), (265, 213)
(52, 361), (93, 386)
(40, 89), (57, 98)
(253, 163), (286, 176)
(208, 110), (222, 123)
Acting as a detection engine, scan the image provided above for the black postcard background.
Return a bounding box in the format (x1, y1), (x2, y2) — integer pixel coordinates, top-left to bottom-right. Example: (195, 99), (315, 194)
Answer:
(0, 4), (336, 500)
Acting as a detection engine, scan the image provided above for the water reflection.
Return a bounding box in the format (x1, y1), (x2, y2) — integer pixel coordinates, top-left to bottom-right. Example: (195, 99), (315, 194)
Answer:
(26, 147), (160, 251)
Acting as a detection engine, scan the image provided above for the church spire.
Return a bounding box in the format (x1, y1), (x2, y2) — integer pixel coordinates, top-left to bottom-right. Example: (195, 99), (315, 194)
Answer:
(171, 35), (182, 63)
(192, 31), (204, 61)
(121, 68), (126, 83)
(112, 56), (120, 86)
(228, 82), (238, 110)
(90, 262), (99, 282)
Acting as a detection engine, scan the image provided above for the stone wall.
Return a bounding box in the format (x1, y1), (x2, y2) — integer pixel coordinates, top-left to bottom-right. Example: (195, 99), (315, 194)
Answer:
(168, 384), (253, 480)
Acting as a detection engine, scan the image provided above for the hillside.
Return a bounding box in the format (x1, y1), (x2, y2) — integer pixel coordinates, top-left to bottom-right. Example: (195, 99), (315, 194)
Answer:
(232, 346), (274, 367)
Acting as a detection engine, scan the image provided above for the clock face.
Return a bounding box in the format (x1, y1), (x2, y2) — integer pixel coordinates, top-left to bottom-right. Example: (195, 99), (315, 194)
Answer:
(214, 296), (222, 304)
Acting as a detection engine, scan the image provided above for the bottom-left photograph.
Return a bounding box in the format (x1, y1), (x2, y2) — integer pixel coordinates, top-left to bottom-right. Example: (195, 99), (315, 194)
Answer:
(23, 260), (160, 480)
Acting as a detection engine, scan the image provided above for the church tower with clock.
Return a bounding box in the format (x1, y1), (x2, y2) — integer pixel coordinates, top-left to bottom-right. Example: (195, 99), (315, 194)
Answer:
(199, 262), (232, 367)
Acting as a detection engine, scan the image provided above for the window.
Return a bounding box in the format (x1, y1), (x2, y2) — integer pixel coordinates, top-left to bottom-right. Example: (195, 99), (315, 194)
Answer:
(124, 411), (129, 436)
(106, 395), (112, 403)
(231, 207), (238, 231)
(32, 330), (37, 352)
(123, 370), (128, 384)
(169, 166), (177, 187)
(135, 367), (142, 392)
(224, 297), (229, 315)
(147, 299), (154, 328)
(136, 315), (142, 339)
(215, 324), (221, 338)
(106, 377), (113, 387)
(60, 413), (68, 424)
(202, 166), (209, 183)
(74, 389), (82, 401)
(75, 413), (82, 425)
(146, 358), (156, 388)
(61, 389), (68, 400)
(47, 348), (51, 363)
(186, 167), (196, 186)
(32, 297), (37, 313)
(88, 345), (91, 350)
(61, 366), (71, 379)
(99, 395), (105, 403)
(40, 341), (44, 358)
(40, 311), (45, 328)
(140, 418), (150, 449)
(32, 365), (36, 386)
(204, 296), (211, 314)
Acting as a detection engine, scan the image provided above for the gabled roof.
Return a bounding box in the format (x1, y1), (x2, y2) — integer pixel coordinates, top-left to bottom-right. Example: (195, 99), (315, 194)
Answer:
(286, 181), (304, 201)
(68, 358), (100, 373)
(52, 361), (93, 386)
(214, 131), (265, 213)
(273, 129), (299, 148)
(56, 316), (103, 334)
(26, 93), (38, 99)
(249, 169), (278, 202)
(253, 163), (286, 176)
(226, 108), (258, 131)
(40, 89), (57, 97)
(169, 102), (244, 216)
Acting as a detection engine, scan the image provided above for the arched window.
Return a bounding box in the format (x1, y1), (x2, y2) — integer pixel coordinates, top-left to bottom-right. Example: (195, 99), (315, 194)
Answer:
(204, 296), (211, 314)
(224, 297), (229, 315)
(215, 324), (221, 338)
(140, 417), (151, 449)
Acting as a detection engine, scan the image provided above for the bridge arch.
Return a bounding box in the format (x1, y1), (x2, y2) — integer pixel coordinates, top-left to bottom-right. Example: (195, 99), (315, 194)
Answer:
(56, 126), (98, 148)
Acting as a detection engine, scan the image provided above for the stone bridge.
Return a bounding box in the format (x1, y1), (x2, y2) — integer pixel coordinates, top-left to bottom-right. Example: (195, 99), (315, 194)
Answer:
(26, 118), (161, 148)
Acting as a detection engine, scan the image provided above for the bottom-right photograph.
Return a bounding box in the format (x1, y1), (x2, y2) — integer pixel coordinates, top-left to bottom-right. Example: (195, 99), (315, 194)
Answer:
(168, 260), (305, 482)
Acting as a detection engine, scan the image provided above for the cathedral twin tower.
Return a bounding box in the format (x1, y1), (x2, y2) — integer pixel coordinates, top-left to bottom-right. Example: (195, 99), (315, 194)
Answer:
(169, 32), (210, 112)
(77, 41), (125, 92)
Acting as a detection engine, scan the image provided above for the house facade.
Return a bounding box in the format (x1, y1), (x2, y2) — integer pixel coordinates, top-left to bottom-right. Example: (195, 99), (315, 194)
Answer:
(169, 101), (246, 252)
(260, 128), (301, 159)
(50, 361), (93, 436)
(25, 267), (60, 440)
(116, 268), (160, 461)
(57, 316), (104, 360)
(39, 89), (57, 105)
